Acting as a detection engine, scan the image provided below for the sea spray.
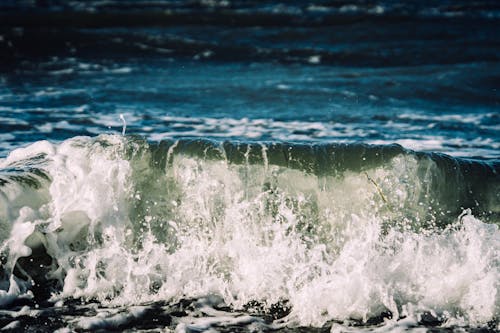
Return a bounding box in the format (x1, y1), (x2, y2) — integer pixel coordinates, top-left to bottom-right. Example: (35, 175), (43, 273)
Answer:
(119, 114), (127, 136)
(0, 135), (498, 330)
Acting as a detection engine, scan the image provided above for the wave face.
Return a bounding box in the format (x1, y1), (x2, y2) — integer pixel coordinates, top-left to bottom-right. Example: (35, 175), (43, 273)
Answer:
(0, 135), (498, 329)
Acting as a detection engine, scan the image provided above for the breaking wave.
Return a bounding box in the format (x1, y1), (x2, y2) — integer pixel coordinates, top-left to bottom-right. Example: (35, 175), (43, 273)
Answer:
(0, 135), (498, 329)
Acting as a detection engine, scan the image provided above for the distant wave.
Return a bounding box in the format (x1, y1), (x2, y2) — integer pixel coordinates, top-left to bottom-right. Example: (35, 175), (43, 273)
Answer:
(2, 0), (500, 23)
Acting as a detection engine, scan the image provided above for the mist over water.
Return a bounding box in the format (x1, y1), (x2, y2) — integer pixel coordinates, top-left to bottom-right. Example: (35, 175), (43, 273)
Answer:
(0, 1), (499, 332)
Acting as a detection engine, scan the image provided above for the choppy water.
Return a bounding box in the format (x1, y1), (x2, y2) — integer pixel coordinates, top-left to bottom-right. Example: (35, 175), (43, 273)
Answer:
(0, 1), (499, 332)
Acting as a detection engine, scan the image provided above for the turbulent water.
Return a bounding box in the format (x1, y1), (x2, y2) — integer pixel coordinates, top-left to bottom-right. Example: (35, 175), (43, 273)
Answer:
(0, 1), (499, 332)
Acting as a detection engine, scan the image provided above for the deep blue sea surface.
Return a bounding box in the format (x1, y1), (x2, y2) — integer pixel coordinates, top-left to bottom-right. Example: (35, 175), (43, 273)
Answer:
(0, 1), (499, 332)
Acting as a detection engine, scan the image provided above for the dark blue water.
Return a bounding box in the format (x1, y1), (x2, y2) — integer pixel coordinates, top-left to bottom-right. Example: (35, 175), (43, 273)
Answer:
(0, 0), (499, 159)
(0, 1), (499, 332)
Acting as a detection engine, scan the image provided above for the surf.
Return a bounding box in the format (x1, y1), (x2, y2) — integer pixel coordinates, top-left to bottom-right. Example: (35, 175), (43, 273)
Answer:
(0, 134), (498, 329)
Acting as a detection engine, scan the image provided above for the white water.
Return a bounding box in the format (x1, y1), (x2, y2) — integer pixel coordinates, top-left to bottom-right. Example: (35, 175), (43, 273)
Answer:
(0, 135), (498, 330)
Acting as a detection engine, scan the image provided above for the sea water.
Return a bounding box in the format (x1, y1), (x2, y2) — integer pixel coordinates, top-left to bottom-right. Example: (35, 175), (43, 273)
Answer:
(0, 1), (499, 332)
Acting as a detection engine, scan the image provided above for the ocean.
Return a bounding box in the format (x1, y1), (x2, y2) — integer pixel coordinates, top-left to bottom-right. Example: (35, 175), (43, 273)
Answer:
(0, 1), (499, 332)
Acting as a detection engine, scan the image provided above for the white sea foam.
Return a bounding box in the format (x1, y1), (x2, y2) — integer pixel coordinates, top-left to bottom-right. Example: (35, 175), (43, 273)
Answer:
(0, 320), (20, 330)
(75, 306), (147, 330)
(0, 136), (498, 330)
(0, 107), (498, 159)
